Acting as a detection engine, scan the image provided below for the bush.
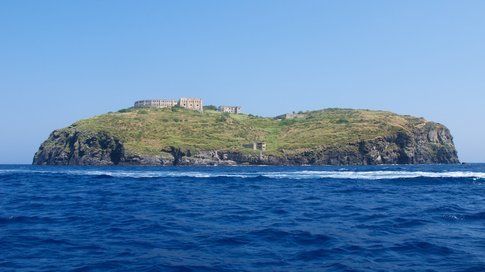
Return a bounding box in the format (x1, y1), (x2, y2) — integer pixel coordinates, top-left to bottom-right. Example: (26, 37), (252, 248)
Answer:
(218, 112), (230, 122)
(280, 119), (298, 126)
(203, 105), (218, 111)
(118, 108), (131, 113)
(336, 118), (349, 124)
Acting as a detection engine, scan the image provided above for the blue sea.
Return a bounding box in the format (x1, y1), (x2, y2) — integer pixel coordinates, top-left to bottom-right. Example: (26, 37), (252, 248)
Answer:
(1, 164), (484, 272)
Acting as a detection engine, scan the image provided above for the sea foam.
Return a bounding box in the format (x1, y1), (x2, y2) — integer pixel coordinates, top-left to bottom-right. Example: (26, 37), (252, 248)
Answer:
(1, 168), (485, 180)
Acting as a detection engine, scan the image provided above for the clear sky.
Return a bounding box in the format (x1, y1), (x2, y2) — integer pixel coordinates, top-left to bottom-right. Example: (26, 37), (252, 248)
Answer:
(1, 1), (484, 163)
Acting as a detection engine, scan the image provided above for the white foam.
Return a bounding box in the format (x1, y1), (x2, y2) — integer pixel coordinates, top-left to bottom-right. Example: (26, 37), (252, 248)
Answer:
(259, 170), (485, 180)
(1, 168), (485, 180)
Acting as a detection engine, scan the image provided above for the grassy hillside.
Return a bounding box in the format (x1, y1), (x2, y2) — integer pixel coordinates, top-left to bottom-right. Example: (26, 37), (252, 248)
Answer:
(70, 108), (427, 156)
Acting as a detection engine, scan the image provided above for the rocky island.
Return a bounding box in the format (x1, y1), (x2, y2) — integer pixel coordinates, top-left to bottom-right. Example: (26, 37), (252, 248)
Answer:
(33, 107), (459, 166)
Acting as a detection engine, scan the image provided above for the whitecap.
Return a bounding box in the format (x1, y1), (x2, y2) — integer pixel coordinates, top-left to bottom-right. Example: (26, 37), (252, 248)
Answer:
(1, 168), (485, 180)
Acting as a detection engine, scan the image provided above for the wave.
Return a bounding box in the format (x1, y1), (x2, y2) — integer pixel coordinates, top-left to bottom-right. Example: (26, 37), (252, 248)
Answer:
(1, 169), (485, 180)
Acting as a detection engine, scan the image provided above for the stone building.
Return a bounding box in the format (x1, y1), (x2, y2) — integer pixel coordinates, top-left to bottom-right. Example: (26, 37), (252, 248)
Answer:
(274, 112), (305, 120)
(134, 98), (203, 111)
(256, 142), (267, 151)
(179, 98), (203, 111)
(243, 142), (267, 151)
(134, 99), (177, 108)
(218, 106), (241, 114)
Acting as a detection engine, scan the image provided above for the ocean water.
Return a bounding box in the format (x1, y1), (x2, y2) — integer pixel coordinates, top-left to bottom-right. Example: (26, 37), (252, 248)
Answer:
(1, 164), (484, 272)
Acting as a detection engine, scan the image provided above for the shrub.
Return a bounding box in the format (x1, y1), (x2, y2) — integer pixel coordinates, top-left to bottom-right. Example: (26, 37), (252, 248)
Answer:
(336, 118), (349, 124)
(218, 112), (230, 122)
(203, 105), (218, 111)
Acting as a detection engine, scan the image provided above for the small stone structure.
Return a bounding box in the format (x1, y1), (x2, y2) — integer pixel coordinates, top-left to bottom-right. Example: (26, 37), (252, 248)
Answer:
(257, 142), (267, 151)
(243, 142), (267, 151)
(134, 98), (203, 111)
(275, 112), (305, 120)
(218, 106), (241, 114)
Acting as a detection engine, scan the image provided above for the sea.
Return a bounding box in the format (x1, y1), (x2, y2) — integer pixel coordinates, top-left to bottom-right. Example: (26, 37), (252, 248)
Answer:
(1, 164), (484, 272)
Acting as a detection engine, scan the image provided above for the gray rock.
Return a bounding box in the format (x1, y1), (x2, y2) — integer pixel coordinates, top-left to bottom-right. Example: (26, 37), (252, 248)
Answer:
(33, 129), (124, 166)
(33, 121), (459, 166)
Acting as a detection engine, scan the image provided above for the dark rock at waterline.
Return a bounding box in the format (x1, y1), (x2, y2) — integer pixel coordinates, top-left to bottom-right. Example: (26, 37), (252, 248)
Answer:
(33, 121), (459, 166)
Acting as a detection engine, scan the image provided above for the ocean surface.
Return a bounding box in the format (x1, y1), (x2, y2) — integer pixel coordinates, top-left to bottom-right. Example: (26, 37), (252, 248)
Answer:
(1, 164), (484, 272)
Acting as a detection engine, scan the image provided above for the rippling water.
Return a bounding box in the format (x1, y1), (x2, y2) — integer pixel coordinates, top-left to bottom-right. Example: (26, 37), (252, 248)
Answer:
(1, 164), (484, 271)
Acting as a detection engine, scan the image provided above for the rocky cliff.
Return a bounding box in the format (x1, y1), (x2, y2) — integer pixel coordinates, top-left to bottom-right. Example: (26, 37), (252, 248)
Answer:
(33, 108), (459, 166)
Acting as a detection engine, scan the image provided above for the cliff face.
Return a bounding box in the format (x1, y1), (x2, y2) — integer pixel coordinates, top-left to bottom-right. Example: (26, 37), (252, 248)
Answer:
(33, 130), (125, 166)
(33, 118), (459, 166)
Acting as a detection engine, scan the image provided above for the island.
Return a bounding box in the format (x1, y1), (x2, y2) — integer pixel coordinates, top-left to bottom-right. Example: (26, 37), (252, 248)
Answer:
(33, 102), (459, 166)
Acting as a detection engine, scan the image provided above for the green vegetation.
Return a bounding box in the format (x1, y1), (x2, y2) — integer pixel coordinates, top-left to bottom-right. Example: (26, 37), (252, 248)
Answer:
(70, 108), (427, 156)
(203, 105), (218, 111)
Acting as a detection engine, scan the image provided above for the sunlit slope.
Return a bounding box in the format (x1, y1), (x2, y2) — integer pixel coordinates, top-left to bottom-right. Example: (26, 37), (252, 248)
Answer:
(70, 108), (429, 156)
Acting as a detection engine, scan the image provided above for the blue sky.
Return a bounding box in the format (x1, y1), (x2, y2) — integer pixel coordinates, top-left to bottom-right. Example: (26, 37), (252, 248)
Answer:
(1, 1), (484, 163)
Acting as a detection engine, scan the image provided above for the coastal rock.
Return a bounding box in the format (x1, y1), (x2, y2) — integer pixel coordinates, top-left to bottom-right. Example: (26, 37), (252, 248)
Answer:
(33, 129), (124, 166)
(33, 121), (458, 166)
(32, 109), (459, 166)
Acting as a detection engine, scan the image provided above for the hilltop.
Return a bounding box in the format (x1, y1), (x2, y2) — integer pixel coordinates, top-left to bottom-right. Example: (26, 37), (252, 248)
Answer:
(33, 108), (459, 165)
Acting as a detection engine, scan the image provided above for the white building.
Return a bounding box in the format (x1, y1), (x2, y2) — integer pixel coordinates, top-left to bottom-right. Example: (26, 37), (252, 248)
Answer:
(218, 106), (241, 114)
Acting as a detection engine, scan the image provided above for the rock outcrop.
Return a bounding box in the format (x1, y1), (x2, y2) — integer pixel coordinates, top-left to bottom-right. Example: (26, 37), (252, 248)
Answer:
(33, 120), (459, 166)
(33, 129), (124, 166)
